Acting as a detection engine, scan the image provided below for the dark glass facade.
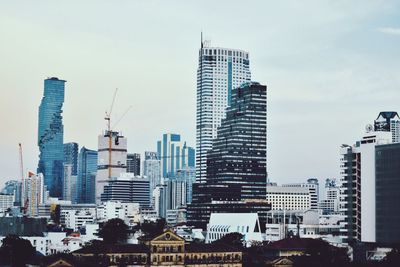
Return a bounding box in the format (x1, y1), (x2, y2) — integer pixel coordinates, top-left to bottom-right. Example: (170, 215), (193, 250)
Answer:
(64, 142), (78, 176)
(127, 153), (141, 175)
(101, 177), (150, 207)
(37, 77), (65, 197)
(375, 143), (400, 244)
(78, 147), (98, 203)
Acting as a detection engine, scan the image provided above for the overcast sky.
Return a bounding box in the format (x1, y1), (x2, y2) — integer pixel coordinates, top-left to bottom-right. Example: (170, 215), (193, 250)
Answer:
(1, 0), (400, 188)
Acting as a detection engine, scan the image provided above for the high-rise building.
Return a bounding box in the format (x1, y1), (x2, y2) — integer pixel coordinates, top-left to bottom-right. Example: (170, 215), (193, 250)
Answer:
(143, 151), (161, 205)
(38, 77), (66, 197)
(23, 172), (46, 216)
(157, 134), (195, 178)
(196, 41), (251, 183)
(77, 147), (98, 204)
(339, 131), (392, 244)
(188, 82), (269, 229)
(64, 142), (78, 176)
(374, 111), (400, 143)
(1, 180), (22, 207)
(127, 153), (141, 175)
(176, 167), (196, 204)
(101, 173), (150, 207)
(96, 131), (127, 203)
(319, 179), (340, 215)
(282, 179), (319, 210)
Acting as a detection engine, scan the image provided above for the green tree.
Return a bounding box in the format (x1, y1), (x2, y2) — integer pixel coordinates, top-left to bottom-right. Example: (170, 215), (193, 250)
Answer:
(212, 232), (245, 249)
(97, 218), (129, 244)
(0, 235), (36, 267)
(136, 218), (166, 237)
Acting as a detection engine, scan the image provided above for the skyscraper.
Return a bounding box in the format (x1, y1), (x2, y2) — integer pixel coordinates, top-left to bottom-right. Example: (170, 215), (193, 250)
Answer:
(64, 142), (79, 176)
(374, 111), (400, 143)
(143, 151), (161, 205)
(196, 41), (251, 183)
(95, 130), (127, 203)
(78, 147), (98, 203)
(188, 82), (269, 228)
(157, 133), (195, 178)
(38, 77), (66, 198)
(127, 153), (141, 175)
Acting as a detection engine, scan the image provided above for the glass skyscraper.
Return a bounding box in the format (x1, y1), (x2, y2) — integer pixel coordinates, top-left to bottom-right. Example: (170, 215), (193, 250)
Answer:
(64, 142), (78, 176)
(77, 147), (98, 204)
(196, 41), (251, 183)
(37, 77), (66, 197)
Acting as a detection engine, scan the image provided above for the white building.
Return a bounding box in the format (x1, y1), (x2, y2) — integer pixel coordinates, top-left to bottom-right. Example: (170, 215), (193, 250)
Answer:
(143, 151), (161, 206)
(282, 179), (319, 210)
(319, 179), (340, 214)
(266, 185), (310, 211)
(166, 207), (187, 225)
(0, 193), (14, 211)
(63, 164), (77, 203)
(96, 130), (127, 203)
(205, 213), (262, 246)
(196, 41), (251, 183)
(64, 209), (95, 231)
(339, 131), (392, 243)
(96, 201), (140, 226)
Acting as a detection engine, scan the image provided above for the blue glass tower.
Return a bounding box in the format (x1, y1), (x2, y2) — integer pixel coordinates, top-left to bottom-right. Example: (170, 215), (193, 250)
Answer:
(64, 142), (78, 176)
(78, 147), (98, 203)
(37, 77), (66, 198)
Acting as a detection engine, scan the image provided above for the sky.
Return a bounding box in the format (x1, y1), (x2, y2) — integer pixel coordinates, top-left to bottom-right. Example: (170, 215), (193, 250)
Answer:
(1, 0), (400, 188)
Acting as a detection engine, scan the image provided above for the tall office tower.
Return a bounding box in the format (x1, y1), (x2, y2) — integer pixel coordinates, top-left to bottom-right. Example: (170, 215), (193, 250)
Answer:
(283, 179), (319, 210)
(1, 180), (22, 206)
(176, 167), (196, 204)
(101, 173), (150, 208)
(37, 77), (66, 198)
(77, 147), (98, 204)
(143, 151), (162, 205)
(96, 131), (127, 203)
(64, 142), (78, 176)
(339, 131), (392, 244)
(188, 82), (270, 229)
(127, 153), (141, 175)
(196, 41), (251, 183)
(153, 184), (167, 218)
(23, 172), (46, 216)
(165, 178), (187, 210)
(374, 111), (400, 143)
(63, 164), (73, 201)
(157, 133), (195, 178)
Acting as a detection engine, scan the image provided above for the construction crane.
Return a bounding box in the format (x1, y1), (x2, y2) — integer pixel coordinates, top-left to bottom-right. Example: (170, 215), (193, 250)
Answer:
(104, 89), (132, 179)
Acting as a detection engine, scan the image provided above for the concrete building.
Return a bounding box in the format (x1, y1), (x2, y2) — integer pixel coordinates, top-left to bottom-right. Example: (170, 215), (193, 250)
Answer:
(266, 185), (310, 211)
(206, 213), (262, 246)
(64, 209), (95, 231)
(38, 77), (66, 198)
(96, 201), (141, 226)
(1, 180), (22, 207)
(153, 184), (167, 218)
(143, 151), (161, 205)
(127, 153), (141, 176)
(339, 131), (392, 243)
(166, 208), (187, 226)
(282, 179), (319, 210)
(196, 41), (252, 183)
(23, 172), (46, 216)
(63, 164), (77, 202)
(96, 130), (127, 203)
(0, 193), (14, 211)
(319, 179), (340, 215)
(101, 173), (150, 207)
(374, 111), (400, 143)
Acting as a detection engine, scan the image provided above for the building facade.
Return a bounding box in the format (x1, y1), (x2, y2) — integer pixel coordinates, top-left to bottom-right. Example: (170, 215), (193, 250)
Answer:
(266, 185), (310, 211)
(38, 77), (66, 197)
(96, 130), (127, 203)
(64, 142), (78, 176)
(143, 151), (162, 206)
(77, 147), (98, 204)
(127, 153), (141, 176)
(374, 111), (400, 143)
(196, 41), (251, 183)
(282, 178), (319, 210)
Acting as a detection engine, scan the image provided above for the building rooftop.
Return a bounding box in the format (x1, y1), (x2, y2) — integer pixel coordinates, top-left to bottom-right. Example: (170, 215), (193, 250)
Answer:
(73, 243), (149, 254)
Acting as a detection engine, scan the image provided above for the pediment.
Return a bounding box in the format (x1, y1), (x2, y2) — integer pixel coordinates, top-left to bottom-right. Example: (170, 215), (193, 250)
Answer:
(152, 230), (185, 242)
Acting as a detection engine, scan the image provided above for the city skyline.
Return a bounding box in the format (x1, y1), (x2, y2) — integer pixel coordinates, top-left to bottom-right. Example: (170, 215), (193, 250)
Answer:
(2, 1), (400, 187)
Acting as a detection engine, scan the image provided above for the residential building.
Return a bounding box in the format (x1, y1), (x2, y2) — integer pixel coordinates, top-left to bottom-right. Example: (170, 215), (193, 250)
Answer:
(143, 151), (161, 205)
(282, 178), (319, 210)
(96, 201), (141, 226)
(153, 184), (167, 218)
(206, 213), (263, 246)
(0, 193), (14, 211)
(166, 208), (187, 226)
(339, 131), (392, 243)
(101, 173), (150, 207)
(319, 179), (340, 215)
(374, 111), (400, 143)
(1, 180), (21, 206)
(157, 133), (195, 178)
(23, 172), (46, 216)
(266, 185), (310, 211)
(77, 147), (97, 204)
(38, 77), (66, 197)
(64, 210), (95, 231)
(127, 153), (141, 175)
(96, 130), (127, 203)
(196, 40), (251, 183)
(64, 142), (78, 176)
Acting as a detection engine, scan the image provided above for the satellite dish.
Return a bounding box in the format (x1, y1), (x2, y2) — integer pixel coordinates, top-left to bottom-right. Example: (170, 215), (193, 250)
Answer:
(366, 124), (373, 133)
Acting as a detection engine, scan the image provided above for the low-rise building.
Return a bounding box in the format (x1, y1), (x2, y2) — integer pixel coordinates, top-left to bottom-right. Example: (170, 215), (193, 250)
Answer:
(266, 186), (310, 211)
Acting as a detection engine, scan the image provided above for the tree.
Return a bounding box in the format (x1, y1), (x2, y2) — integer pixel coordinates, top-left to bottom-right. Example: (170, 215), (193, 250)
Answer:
(136, 219), (166, 237)
(212, 232), (245, 249)
(0, 235), (36, 267)
(384, 247), (400, 267)
(97, 218), (129, 244)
